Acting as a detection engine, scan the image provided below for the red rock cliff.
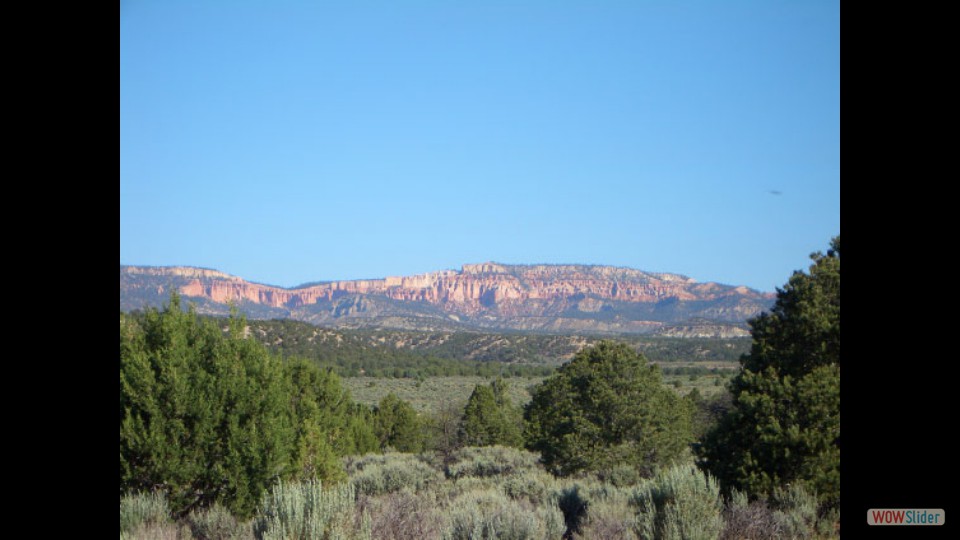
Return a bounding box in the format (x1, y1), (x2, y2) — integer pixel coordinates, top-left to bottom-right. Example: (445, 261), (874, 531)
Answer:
(161, 263), (770, 314)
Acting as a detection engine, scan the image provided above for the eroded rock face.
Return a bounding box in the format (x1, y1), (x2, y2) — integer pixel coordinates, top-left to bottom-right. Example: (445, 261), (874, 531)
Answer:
(120, 263), (774, 332)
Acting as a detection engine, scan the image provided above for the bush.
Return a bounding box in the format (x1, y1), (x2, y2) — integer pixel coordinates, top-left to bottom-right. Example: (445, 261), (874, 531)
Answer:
(363, 490), (444, 540)
(574, 497), (638, 540)
(445, 446), (541, 479)
(443, 489), (565, 540)
(120, 522), (185, 540)
(500, 471), (557, 503)
(186, 503), (252, 539)
(596, 464), (643, 488)
(346, 453), (442, 497)
(632, 465), (724, 540)
(524, 342), (692, 477)
(253, 479), (368, 540)
(120, 492), (171, 535)
(719, 490), (781, 540)
(770, 484), (817, 539)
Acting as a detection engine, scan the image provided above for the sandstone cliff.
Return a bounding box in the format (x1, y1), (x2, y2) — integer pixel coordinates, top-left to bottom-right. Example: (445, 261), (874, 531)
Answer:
(120, 263), (773, 334)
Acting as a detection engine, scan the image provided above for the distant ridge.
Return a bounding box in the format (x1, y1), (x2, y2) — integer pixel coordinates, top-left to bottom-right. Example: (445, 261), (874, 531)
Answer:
(120, 263), (773, 336)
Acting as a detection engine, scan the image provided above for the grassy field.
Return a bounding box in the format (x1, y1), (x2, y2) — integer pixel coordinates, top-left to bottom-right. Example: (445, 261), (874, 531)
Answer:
(344, 367), (736, 414)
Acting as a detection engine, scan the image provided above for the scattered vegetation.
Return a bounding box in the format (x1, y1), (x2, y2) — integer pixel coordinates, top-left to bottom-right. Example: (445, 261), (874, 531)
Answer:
(120, 238), (840, 538)
(121, 449), (839, 540)
(242, 320), (751, 371)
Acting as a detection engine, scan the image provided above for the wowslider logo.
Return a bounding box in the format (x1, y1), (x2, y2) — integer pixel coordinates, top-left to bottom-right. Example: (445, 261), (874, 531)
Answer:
(868, 509), (944, 526)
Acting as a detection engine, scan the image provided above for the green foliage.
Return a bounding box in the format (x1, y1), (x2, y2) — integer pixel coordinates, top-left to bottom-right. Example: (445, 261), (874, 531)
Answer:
(120, 295), (294, 518)
(524, 341), (693, 476)
(443, 489), (565, 540)
(597, 464), (644, 488)
(254, 479), (369, 540)
(345, 376), (541, 415)
(688, 390), (732, 440)
(499, 471), (558, 503)
(120, 492), (171, 535)
(445, 446), (541, 479)
(573, 496), (639, 540)
(373, 393), (424, 452)
(459, 378), (523, 448)
(242, 320), (750, 374)
(120, 293), (380, 520)
(769, 484), (818, 540)
(186, 503), (251, 539)
(699, 237), (840, 506)
(742, 237), (840, 378)
(243, 320), (557, 378)
(345, 453), (442, 497)
(285, 359), (380, 483)
(633, 465), (724, 540)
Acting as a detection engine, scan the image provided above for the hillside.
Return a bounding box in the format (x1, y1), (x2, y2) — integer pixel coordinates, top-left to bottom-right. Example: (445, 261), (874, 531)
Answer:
(120, 263), (772, 335)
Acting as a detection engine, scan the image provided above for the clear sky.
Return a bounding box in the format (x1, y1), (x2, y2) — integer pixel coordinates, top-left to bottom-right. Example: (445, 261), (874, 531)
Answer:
(120, 1), (839, 292)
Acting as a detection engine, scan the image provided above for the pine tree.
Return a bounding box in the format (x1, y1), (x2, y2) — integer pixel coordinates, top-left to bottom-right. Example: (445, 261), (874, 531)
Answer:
(698, 237), (840, 505)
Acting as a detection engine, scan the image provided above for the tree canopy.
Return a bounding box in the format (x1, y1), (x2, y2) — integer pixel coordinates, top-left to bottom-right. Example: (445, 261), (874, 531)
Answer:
(120, 293), (378, 518)
(459, 378), (523, 448)
(524, 341), (692, 476)
(698, 236), (840, 505)
(373, 393), (424, 453)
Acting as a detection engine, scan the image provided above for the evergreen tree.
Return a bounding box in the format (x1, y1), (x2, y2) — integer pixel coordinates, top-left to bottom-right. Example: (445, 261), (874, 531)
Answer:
(698, 237), (840, 505)
(120, 294), (293, 518)
(524, 341), (692, 476)
(373, 393), (423, 453)
(459, 378), (523, 447)
(286, 359), (351, 483)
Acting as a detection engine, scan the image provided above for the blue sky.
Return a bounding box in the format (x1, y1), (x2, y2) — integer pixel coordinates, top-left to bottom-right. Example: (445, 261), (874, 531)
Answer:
(120, 1), (839, 292)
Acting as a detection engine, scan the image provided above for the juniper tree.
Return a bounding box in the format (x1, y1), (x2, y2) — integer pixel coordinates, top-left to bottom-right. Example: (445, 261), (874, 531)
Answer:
(698, 237), (840, 505)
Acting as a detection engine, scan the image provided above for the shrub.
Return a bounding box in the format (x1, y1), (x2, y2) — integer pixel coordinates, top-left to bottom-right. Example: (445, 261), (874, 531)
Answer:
(120, 522), (185, 540)
(363, 490), (444, 540)
(438, 476), (500, 500)
(816, 507), (840, 538)
(597, 464), (643, 488)
(445, 446), (541, 479)
(719, 491), (782, 540)
(632, 465), (724, 540)
(574, 497), (639, 540)
(443, 489), (565, 540)
(500, 471), (557, 503)
(770, 484), (817, 539)
(120, 492), (171, 535)
(186, 503), (252, 539)
(253, 479), (368, 540)
(346, 453), (442, 497)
